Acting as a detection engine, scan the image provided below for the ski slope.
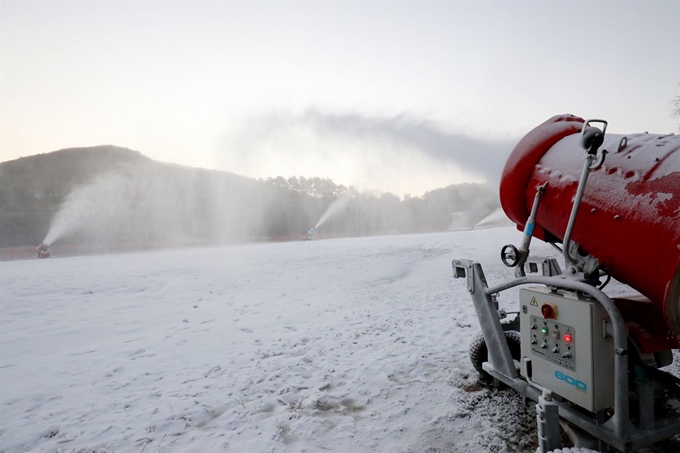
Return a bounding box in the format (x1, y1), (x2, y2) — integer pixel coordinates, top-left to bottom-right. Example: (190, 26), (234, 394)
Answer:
(1, 228), (678, 452)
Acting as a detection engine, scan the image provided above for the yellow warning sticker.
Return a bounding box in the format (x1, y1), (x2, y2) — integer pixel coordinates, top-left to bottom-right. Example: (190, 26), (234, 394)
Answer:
(530, 297), (538, 306)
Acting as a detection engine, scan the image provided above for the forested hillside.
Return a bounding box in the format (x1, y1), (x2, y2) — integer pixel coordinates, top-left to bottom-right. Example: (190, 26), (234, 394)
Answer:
(0, 146), (499, 252)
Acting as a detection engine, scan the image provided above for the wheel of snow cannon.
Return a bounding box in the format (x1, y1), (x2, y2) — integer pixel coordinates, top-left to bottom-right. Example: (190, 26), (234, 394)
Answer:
(469, 330), (522, 379)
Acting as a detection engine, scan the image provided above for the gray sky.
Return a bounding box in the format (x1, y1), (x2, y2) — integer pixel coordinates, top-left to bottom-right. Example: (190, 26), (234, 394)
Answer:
(1, 0), (679, 195)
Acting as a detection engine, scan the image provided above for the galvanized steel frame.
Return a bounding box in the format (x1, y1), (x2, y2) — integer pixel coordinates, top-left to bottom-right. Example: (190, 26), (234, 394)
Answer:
(452, 259), (680, 452)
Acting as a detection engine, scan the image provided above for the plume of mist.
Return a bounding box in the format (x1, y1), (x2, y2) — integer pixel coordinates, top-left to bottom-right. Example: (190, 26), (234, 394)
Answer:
(43, 171), (141, 246)
(302, 111), (512, 180)
(221, 110), (517, 195)
(473, 207), (513, 229)
(315, 195), (352, 229)
(42, 164), (261, 248)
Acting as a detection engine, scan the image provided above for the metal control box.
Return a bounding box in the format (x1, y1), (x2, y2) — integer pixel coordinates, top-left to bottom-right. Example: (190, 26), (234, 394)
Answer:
(519, 286), (615, 412)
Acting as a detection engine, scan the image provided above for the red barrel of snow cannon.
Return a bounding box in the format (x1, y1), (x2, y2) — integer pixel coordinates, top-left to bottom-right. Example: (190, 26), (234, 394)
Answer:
(500, 114), (680, 332)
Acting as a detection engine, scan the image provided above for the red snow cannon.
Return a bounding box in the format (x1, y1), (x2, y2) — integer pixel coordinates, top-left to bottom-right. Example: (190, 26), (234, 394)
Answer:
(500, 115), (680, 342)
(36, 244), (51, 259)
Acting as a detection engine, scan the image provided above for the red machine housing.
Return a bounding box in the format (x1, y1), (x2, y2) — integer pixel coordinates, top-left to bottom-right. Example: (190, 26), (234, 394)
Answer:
(36, 244), (51, 259)
(500, 115), (680, 351)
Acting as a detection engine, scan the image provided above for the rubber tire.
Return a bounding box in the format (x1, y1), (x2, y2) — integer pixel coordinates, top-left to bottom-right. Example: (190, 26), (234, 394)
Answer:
(543, 448), (600, 453)
(469, 330), (522, 379)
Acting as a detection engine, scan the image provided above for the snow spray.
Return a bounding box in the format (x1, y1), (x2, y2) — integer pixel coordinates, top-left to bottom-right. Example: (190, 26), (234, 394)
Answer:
(42, 172), (133, 246)
(314, 196), (351, 229)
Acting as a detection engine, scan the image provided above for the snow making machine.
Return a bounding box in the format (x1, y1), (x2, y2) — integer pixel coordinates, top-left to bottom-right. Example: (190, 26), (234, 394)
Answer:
(36, 244), (51, 259)
(452, 115), (680, 452)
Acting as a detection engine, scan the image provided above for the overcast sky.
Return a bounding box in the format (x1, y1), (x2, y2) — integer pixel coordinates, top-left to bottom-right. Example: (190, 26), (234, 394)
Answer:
(1, 0), (679, 195)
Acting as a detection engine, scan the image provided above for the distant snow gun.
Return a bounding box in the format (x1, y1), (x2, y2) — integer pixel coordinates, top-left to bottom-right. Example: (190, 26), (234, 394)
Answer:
(36, 244), (51, 259)
(452, 115), (680, 452)
(301, 227), (318, 241)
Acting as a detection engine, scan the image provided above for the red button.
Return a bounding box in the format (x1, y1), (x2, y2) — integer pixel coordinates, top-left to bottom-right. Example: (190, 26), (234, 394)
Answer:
(541, 303), (556, 319)
(564, 334), (573, 343)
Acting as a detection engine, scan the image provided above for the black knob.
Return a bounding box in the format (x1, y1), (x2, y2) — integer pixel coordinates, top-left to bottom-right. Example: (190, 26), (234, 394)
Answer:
(582, 127), (604, 155)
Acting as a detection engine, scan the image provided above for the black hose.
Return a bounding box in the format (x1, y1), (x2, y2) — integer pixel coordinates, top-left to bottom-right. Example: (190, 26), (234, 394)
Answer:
(598, 274), (611, 290)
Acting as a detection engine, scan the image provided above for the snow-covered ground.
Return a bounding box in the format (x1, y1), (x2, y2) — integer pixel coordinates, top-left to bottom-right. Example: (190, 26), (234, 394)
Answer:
(1, 228), (678, 453)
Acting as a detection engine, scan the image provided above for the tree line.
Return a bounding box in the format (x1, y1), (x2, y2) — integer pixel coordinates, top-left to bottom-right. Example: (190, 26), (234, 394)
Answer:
(260, 176), (499, 237)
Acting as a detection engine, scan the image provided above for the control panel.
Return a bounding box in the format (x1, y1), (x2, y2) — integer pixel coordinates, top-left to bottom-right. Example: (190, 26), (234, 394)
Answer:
(519, 286), (614, 412)
(529, 316), (576, 371)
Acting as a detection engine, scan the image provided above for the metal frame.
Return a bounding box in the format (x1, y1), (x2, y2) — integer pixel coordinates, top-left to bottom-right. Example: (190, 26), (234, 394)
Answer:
(452, 259), (680, 452)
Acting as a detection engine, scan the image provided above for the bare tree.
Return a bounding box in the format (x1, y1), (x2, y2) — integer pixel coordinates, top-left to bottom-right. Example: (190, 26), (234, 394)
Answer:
(673, 83), (680, 131)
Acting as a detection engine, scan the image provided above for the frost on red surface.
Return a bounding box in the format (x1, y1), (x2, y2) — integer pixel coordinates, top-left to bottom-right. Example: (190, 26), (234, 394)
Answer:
(627, 172), (680, 218)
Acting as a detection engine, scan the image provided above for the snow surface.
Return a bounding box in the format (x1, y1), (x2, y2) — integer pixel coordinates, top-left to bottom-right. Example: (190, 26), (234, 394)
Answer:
(1, 228), (679, 453)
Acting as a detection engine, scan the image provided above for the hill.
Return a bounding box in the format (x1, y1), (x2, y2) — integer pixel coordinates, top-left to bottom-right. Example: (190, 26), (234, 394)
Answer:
(0, 146), (500, 256)
(0, 146), (292, 249)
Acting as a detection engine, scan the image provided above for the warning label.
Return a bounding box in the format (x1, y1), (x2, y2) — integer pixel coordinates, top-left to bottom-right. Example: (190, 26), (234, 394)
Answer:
(530, 297), (538, 306)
